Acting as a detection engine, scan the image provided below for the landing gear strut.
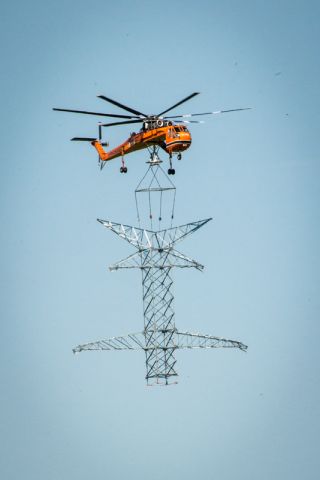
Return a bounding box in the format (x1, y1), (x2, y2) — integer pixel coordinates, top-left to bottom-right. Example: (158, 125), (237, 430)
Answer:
(168, 154), (175, 175)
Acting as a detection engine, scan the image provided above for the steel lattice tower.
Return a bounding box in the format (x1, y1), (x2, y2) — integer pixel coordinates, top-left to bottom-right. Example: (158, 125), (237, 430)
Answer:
(73, 161), (247, 385)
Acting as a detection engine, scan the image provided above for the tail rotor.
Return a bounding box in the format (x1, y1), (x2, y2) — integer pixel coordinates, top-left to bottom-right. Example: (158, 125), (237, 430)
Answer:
(71, 123), (108, 170)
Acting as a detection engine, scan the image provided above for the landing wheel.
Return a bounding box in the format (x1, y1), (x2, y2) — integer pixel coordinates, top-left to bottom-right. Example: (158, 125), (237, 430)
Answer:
(177, 153), (182, 160)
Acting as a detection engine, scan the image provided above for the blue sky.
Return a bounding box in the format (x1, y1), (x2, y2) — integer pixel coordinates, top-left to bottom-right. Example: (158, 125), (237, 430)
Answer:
(1, 1), (320, 479)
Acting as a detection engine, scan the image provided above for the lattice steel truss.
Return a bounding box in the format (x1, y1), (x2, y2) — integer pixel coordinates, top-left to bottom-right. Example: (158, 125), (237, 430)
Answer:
(73, 218), (247, 385)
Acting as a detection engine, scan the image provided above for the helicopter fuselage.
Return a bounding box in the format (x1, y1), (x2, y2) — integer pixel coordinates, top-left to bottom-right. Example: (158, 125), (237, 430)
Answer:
(92, 123), (192, 163)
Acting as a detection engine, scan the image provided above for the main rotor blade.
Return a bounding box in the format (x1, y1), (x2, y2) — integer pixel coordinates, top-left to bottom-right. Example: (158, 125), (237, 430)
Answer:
(164, 107), (251, 119)
(178, 120), (205, 124)
(97, 95), (147, 117)
(100, 119), (144, 128)
(158, 92), (200, 116)
(53, 108), (138, 119)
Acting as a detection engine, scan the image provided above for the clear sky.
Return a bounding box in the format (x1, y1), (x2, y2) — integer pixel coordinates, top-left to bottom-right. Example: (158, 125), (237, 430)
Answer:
(1, 0), (319, 479)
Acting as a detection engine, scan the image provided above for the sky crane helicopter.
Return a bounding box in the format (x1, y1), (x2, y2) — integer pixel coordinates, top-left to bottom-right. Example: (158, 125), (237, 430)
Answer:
(53, 92), (250, 175)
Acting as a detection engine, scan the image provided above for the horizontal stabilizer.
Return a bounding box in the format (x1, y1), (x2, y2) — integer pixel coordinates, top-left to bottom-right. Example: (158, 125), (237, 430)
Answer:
(71, 138), (109, 146)
(71, 137), (97, 142)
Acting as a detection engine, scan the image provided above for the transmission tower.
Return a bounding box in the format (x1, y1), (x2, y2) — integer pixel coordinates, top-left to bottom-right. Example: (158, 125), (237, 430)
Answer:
(73, 150), (247, 385)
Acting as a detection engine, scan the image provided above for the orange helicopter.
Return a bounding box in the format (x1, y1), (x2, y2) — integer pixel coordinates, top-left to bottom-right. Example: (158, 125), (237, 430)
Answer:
(53, 93), (250, 175)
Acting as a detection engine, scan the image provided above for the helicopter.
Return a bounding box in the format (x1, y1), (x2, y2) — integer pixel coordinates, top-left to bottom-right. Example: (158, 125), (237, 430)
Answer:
(53, 92), (250, 175)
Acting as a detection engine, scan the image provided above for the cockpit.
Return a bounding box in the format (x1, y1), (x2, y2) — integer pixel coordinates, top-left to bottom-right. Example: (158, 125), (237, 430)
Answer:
(174, 125), (188, 132)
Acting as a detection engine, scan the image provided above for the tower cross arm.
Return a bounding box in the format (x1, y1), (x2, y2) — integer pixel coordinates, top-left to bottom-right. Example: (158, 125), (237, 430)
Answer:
(97, 219), (151, 249)
(157, 218), (212, 248)
(73, 332), (146, 353)
(108, 248), (204, 270)
(175, 331), (248, 351)
(73, 331), (248, 354)
(97, 218), (212, 251)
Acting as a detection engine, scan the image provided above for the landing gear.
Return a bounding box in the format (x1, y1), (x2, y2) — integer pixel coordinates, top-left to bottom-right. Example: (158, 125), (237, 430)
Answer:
(120, 152), (127, 173)
(177, 153), (182, 161)
(168, 154), (175, 175)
